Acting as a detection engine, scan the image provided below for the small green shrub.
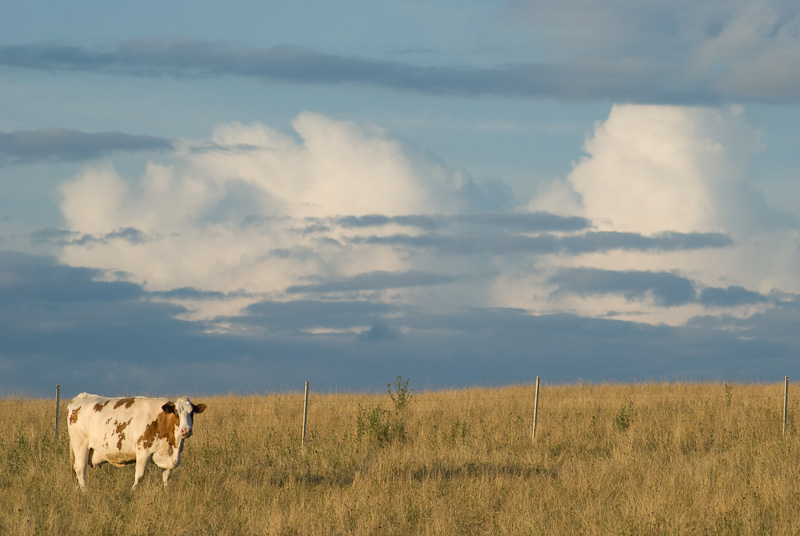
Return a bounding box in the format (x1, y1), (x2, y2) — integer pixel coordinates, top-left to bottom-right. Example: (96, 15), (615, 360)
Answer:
(447, 418), (469, 445)
(356, 404), (392, 443)
(614, 402), (633, 432)
(355, 376), (414, 444)
(388, 375), (413, 413)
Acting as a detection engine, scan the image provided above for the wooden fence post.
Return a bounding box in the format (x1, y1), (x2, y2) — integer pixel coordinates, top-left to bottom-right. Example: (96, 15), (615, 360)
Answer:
(783, 376), (789, 437)
(55, 384), (61, 441)
(302, 381), (309, 445)
(532, 376), (540, 442)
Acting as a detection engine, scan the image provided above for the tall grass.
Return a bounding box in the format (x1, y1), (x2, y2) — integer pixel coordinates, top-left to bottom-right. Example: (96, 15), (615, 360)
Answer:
(2, 382), (800, 535)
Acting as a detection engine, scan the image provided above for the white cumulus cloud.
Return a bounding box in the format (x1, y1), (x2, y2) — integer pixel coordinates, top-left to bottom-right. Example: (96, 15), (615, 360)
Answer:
(525, 104), (799, 324)
(56, 107), (800, 330)
(56, 113), (485, 319)
(545, 104), (762, 235)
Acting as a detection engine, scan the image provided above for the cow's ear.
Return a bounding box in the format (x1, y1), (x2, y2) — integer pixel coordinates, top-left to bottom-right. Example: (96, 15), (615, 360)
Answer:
(162, 402), (176, 414)
(193, 403), (206, 414)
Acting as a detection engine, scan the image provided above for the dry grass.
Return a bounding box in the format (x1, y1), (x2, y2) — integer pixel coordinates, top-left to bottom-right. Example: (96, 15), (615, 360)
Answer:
(2, 382), (800, 535)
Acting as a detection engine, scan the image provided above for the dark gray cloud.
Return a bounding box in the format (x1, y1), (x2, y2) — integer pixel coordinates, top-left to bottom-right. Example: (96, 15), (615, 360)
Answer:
(0, 251), (207, 395)
(549, 268), (697, 307)
(185, 141), (263, 155)
(335, 214), (443, 231)
(0, 40), (794, 104)
(331, 212), (590, 233)
(29, 227), (76, 246)
(358, 322), (401, 343)
(455, 212), (589, 233)
(550, 268), (773, 309)
(699, 286), (769, 307)
(0, 250), (142, 303)
(353, 230), (732, 256)
(0, 127), (173, 165)
(1, 250), (799, 398)
(286, 270), (459, 295)
(29, 227), (155, 248)
(149, 287), (229, 300)
(69, 228), (152, 246)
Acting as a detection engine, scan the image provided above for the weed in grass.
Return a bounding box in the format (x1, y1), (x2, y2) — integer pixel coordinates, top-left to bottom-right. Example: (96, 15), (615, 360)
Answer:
(355, 403), (392, 444)
(614, 401), (633, 432)
(388, 375), (413, 413)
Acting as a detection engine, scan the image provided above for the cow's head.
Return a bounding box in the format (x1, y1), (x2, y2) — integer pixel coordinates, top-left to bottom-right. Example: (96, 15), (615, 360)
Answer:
(162, 396), (206, 439)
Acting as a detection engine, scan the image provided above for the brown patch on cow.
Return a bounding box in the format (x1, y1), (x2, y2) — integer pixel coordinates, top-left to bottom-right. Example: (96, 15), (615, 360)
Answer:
(69, 407), (81, 424)
(93, 401), (110, 412)
(137, 408), (178, 449)
(114, 419), (131, 451)
(114, 398), (135, 409)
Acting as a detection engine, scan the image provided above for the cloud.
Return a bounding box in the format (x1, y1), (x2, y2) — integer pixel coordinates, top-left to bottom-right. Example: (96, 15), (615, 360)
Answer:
(0, 250), (142, 303)
(0, 253), (259, 372)
(455, 212), (589, 232)
(352, 230), (732, 256)
(691, 1), (800, 101)
(332, 212), (590, 233)
(0, 128), (173, 165)
(69, 227), (151, 246)
(51, 109), (783, 331)
(286, 270), (459, 295)
(549, 267), (776, 311)
(699, 285), (769, 307)
(2, 25), (800, 104)
(0, 41), (663, 101)
(3, 250), (800, 397)
(539, 104), (766, 235)
(240, 299), (398, 334)
(0, 251), (206, 394)
(513, 103), (800, 325)
(549, 268), (697, 307)
(358, 322), (401, 342)
(54, 114), (480, 299)
(334, 214), (444, 231)
(510, 0), (800, 102)
(537, 105), (795, 266)
(55, 113), (606, 316)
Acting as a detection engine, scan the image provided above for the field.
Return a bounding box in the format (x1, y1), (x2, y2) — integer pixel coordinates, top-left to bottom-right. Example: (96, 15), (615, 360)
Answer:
(2, 381), (800, 535)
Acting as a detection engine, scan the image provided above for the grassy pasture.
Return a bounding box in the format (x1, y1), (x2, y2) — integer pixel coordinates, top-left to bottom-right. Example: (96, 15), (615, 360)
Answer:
(2, 381), (800, 535)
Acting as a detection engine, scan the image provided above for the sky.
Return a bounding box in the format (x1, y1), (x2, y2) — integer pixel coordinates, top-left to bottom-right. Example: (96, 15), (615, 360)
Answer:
(2, 1), (800, 397)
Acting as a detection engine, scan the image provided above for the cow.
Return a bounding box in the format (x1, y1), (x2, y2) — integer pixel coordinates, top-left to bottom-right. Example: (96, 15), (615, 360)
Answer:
(67, 393), (206, 490)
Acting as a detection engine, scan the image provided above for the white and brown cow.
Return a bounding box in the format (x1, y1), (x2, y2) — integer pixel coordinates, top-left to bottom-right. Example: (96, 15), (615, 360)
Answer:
(67, 392), (206, 490)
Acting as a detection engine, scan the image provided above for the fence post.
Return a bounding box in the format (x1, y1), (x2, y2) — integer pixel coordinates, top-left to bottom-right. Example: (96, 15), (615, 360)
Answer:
(783, 376), (789, 437)
(55, 384), (61, 441)
(532, 376), (540, 442)
(302, 381), (309, 445)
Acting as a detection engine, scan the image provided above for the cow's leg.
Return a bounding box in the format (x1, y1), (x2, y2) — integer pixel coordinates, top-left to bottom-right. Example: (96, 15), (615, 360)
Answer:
(162, 469), (172, 487)
(132, 452), (149, 490)
(71, 441), (89, 490)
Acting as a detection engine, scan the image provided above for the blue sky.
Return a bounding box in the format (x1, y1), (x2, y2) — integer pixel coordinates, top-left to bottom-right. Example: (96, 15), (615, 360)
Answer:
(2, 1), (800, 397)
